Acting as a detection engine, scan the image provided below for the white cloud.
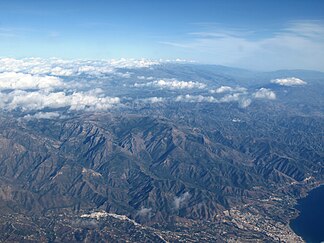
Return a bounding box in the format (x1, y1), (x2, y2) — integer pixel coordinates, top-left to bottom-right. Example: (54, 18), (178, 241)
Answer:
(174, 192), (190, 209)
(271, 77), (307, 86)
(68, 92), (120, 111)
(239, 98), (252, 108)
(141, 97), (165, 103)
(218, 93), (241, 103)
(161, 58), (195, 63)
(0, 90), (120, 112)
(175, 93), (253, 108)
(0, 57), (160, 77)
(0, 58), (279, 113)
(218, 93), (252, 108)
(161, 21), (324, 71)
(109, 58), (160, 68)
(50, 66), (75, 76)
(285, 21), (324, 39)
(135, 79), (206, 89)
(0, 60), (123, 114)
(210, 86), (247, 94)
(137, 75), (154, 80)
(137, 207), (152, 217)
(23, 112), (61, 120)
(253, 88), (276, 100)
(116, 72), (131, 78)
(0, 72), (65, 90)
(175, 94), (217, 103)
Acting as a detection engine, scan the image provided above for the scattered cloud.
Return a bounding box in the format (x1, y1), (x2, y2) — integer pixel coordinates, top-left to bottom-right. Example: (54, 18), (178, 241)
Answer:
(137, 75), (154, 80)
(175, 94), (217, 103)
(0, 72), (65, 90)
(0, 90), (120, 112)
(253, 88), (276, 100)
(239, 98), (252, 108)
(137, 207), (152, 217)
(218, 93), (252, 108)
(0, 58), (280, 115)
(175, 93), (253, 108)
(174, 192), (190, 210)
(0, 58), (125, 114)
(218, 93), (241, 103)
(134, 79), (206, 90)
(116, 71), (131, 78)
(141, 97), (165, 103)
(23, 112), (61, 120)
(271, 77), (307, 86)
(210, 86), (247, 94)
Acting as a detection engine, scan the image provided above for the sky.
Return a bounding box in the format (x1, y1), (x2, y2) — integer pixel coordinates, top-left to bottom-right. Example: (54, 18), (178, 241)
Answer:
(0, 0), (324, 71)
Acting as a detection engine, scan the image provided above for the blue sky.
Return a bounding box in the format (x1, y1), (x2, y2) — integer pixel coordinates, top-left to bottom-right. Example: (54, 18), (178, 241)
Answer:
(0, 0), (324, 71)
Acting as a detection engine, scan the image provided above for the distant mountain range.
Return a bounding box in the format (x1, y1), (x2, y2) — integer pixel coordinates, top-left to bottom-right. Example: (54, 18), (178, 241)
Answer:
(0, 60), (323, 242)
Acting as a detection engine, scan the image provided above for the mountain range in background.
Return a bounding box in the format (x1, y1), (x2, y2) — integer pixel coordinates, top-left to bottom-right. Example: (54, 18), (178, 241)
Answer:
(0, 59), (323, 242)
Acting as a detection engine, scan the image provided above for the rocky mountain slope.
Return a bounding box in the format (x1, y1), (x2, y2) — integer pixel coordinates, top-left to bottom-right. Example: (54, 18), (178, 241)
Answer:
(0, 61), (323, 242)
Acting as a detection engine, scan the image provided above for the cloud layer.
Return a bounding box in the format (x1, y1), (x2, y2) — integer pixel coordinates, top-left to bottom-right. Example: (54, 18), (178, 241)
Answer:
(0, 58), (159, 77)
(0, 58), (280, 117)
(161, 21), (324, 71)
(0, 59), (124, 115)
